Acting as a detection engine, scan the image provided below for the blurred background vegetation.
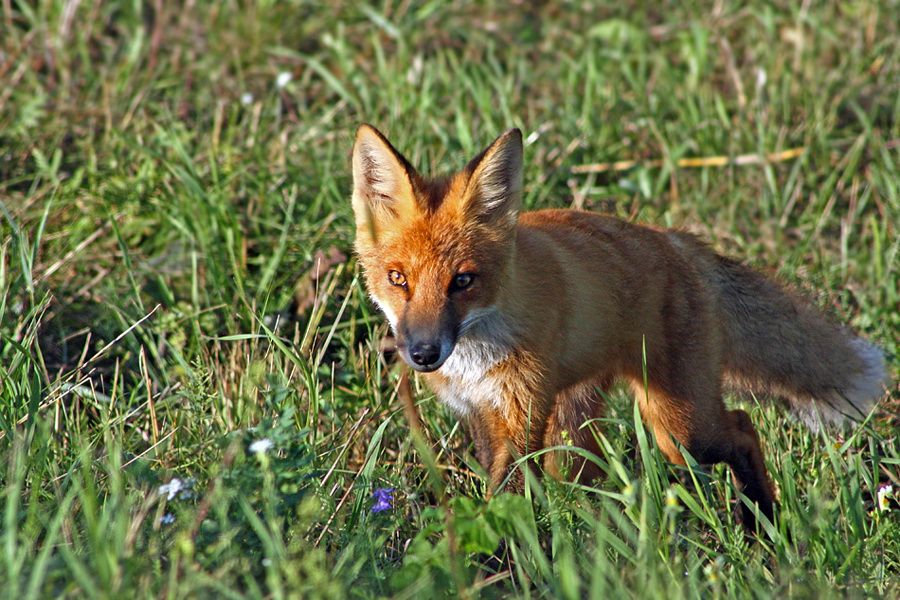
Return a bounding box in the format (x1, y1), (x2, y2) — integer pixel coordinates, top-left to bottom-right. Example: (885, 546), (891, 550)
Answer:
(1, 1), (898, 597)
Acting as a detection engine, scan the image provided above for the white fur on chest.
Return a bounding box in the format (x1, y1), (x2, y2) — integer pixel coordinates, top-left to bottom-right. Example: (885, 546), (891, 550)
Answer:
(432, 309), (515, 415)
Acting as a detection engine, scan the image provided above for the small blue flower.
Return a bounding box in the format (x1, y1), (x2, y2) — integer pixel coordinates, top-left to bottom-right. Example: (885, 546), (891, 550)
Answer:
(371, 488), (394, 513)
(158, 478), (184, 500)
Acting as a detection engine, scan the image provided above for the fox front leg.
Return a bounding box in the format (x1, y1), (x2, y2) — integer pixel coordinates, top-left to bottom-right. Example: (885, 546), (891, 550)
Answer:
(469, 399), (552, 494)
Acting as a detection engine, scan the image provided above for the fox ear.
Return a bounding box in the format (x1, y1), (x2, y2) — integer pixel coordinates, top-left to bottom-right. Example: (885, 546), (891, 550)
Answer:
(351, 124), (418, 236)
(461, 128), (523, 225)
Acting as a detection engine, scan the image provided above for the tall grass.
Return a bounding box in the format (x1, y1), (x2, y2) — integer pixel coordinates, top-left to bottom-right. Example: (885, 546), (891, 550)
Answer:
(1, 1), (898, 597)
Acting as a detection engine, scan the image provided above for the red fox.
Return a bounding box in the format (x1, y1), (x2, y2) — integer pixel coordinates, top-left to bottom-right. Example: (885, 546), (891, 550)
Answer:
(350, 124), (889, 530)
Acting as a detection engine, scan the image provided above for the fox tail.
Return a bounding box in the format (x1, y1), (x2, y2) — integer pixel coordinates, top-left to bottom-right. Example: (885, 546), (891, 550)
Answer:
(709, 251), (889, 427)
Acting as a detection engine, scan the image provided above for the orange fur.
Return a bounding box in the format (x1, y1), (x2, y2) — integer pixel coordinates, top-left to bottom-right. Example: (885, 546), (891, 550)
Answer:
(350, 124), (889, 531)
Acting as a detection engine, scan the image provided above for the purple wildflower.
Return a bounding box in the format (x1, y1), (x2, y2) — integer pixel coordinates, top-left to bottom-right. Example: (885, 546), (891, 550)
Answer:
(371, 488), (394, 514)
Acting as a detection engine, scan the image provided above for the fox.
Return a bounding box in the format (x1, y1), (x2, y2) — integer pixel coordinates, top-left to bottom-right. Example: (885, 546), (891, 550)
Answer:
(350, 123), (889, 531)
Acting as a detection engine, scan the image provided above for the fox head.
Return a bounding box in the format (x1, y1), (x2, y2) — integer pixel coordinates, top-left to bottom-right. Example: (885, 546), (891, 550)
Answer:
(351, 124), (523, 372)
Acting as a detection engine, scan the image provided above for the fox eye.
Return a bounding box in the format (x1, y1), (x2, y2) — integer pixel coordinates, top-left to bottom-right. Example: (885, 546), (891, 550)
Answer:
(451, 273), (475, 291)
(388, 270), (407, 287)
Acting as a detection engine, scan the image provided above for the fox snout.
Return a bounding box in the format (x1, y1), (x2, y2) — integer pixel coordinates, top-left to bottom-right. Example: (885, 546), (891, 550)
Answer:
(407, 342), (444, 371)
(399, 327), (457, 372)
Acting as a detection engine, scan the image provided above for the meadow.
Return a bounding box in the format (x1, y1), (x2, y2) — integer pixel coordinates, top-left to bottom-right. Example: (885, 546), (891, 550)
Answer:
(1, 1), (899, 597)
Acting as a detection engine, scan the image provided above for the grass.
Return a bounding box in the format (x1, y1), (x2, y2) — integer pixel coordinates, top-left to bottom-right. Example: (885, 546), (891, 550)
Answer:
(1, 1), (899, 597)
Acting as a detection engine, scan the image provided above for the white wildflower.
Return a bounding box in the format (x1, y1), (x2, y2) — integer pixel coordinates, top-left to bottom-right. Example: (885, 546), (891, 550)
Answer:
(241, 92), (254, 105)
(158, 478), (184, 501)
(878, 484), (893, 512)
(159, 513), (176, 525)
(623, 482), (637, 506)
(249, 438), (273, 455)
(666, 487), (680, 509)
(275, 72), (292, 89)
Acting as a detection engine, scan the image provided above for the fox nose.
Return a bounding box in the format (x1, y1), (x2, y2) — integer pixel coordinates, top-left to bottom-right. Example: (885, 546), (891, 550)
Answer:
(409, 343), (441, 368)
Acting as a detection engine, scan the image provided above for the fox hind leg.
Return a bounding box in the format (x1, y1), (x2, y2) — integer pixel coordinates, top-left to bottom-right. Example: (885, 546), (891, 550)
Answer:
(631, 380), (776, 532)
(720, 408), (775, 531)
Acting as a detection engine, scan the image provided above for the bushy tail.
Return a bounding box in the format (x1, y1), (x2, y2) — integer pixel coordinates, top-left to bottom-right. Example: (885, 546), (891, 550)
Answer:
(709, 254), (889, 428)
